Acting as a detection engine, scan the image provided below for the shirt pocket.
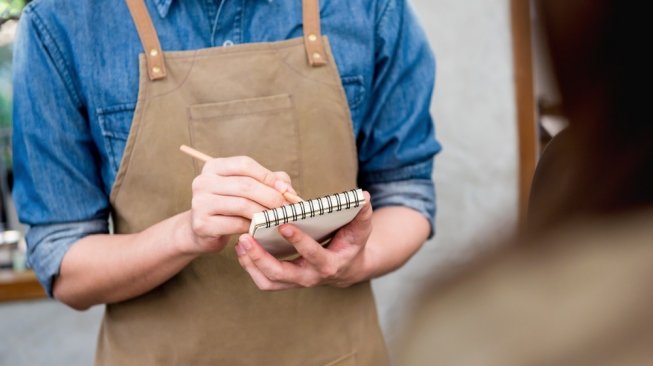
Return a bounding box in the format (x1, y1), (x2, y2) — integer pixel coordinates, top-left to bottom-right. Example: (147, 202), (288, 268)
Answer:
(187, 94), (302, 192)
(341, 75), (365, 116)
(97, 103), (135, 175)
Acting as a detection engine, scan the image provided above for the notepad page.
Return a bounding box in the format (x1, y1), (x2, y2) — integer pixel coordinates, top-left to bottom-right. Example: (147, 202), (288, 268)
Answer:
(249, 189), (364, 257)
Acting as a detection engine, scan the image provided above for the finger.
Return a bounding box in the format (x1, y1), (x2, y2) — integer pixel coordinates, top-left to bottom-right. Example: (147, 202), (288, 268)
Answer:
(235, 239), (299, 291)
(192, 194), (267, 220)
(238, 234), (308, 284)
(193, 174), (286, 209)
(272, 171), (291, 184)
(236, 252), (295, 291)
(202, 156), (279, 189)
(191, 214), (250, 237)
(278, 225), (337, 278)
(332, 191), (373, 248)
(272, 171), (298, 195)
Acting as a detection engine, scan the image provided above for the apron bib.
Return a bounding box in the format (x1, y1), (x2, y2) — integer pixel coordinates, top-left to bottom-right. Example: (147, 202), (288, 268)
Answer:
(95, 1), (389, 365)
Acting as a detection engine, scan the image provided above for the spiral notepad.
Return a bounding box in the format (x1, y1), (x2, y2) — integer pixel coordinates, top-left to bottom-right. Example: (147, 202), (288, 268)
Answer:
(249, 189), (365, 256)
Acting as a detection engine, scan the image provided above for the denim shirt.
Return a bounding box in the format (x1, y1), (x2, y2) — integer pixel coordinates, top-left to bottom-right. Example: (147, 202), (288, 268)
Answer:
(12, 0), (441, 296)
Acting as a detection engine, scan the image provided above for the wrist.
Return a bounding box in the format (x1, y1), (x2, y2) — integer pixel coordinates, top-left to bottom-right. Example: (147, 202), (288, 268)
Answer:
(358, 240), (384, 280)
(170, 211), (203, 257)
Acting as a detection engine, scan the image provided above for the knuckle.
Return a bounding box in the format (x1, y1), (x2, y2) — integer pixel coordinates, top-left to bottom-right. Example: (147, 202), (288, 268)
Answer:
(238, 156), (254, 171)
(266, 270), (282, 282)
(275, 171), (291, 183)
(302, 243), (319, 258)
(191, 176), (204, 193)
(192, 217), (208, 235)
(202, 158), (219, 174)
(262, 171), (276, 186)
(301, 278), (319, 288)
(248, 250), (262, 263)
(319, 264), (338, 279)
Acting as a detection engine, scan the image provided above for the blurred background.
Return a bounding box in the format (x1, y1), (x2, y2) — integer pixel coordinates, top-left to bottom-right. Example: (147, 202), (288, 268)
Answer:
(0, 0), (560, 364)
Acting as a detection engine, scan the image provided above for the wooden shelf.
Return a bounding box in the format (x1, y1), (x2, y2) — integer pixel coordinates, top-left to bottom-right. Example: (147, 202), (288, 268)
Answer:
(0, 269), (46, 302)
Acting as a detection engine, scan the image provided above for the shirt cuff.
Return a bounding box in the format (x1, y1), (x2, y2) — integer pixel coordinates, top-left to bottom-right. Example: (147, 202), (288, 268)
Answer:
(25, 220), (109, 297)
(365, 178), (437, 238)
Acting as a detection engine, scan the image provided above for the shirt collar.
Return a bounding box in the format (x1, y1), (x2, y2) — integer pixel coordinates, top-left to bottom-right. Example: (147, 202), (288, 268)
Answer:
(153, 0), (174, 18)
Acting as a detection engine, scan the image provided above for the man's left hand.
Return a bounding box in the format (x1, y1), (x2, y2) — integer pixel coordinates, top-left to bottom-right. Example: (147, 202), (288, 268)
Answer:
(235, 192), (373, 290)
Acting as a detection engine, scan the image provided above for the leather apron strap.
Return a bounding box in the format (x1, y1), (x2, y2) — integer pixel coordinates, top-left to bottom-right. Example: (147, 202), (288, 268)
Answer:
(125, 0), (327, 81)
(302, 0), (328, 66)
(125, 0), (167, 80)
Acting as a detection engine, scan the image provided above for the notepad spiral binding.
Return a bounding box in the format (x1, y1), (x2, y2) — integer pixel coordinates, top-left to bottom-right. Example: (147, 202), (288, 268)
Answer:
(262, 189), (363, 228)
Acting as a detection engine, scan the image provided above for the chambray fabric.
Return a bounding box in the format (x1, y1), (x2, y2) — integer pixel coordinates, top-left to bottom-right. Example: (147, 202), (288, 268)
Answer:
(12, 0), (441, 295)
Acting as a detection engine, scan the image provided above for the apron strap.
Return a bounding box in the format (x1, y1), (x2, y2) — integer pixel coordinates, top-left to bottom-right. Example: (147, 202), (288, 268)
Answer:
(125, 0), (167, 80)
(302, 0), (328, 67)
(125, 0), (327, 76)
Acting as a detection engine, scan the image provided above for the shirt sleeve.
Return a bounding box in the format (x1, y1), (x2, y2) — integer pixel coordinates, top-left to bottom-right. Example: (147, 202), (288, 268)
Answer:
(26, 220), (109, 297)
(358, 0), (441, 232)
(367, 177), (437, 237)
(11, 7), (110, 295)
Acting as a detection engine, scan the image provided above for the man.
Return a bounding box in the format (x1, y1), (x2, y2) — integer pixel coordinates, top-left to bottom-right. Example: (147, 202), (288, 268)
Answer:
(13, 0), (439, 364)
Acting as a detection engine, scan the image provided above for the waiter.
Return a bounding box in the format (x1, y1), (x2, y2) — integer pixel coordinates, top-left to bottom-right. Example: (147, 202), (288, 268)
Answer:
(12, 0), (440, 364)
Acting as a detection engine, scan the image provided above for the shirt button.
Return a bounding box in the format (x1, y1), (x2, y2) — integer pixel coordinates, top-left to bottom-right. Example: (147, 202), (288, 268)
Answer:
(223, 40), (234, 47)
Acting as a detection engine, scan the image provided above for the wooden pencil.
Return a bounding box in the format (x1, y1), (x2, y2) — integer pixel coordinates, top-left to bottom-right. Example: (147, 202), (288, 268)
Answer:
(179, 145), (304, 203)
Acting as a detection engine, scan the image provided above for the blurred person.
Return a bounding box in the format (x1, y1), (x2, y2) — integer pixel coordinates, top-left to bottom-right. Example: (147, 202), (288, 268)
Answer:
(11, 0), (440, 364)
(398, 0), (653, 365)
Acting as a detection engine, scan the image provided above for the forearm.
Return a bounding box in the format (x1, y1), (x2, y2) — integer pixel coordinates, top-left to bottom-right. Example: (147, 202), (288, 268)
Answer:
(53, 211), (197, 310)
(362, 206), (431, 279)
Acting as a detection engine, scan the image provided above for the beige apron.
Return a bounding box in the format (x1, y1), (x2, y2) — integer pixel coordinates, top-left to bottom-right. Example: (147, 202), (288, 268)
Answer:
(95, 0), (389, 365)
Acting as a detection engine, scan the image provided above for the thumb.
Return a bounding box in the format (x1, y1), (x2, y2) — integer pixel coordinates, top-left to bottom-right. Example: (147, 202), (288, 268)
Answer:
(333, 191), (373, 246)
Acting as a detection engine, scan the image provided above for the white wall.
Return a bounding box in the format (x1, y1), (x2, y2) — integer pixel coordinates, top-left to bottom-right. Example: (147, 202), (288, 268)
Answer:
(372, 0), (519, 352)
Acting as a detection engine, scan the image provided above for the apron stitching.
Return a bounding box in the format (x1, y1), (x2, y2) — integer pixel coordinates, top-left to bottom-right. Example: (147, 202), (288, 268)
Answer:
(185, 106), (201, 176)
(276, 46), (341, 87)
(109, 99), (148, 206)
(188, 106), (293, 120)
(323, 38), (360, 167)
(187, 109), (301, 176)
(143, 49), (200, 100)
(159, 39), (304, 60)
(289, 94), (305, 195)
(163, 48), (278, 61)
(109, 56), (151, 205)
(323, 350), (357, 366)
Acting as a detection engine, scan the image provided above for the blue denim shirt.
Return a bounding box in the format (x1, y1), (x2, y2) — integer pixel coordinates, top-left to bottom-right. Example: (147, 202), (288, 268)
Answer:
(12, 0), (441, 296)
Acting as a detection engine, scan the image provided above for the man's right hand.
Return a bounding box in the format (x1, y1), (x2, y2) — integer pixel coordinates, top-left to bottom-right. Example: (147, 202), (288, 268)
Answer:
(186, 156), (295, 254)
(54, 155), (295, 309)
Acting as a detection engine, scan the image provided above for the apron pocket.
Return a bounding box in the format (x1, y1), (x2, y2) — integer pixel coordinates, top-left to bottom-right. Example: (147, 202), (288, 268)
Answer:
(188, 94), (302, 190)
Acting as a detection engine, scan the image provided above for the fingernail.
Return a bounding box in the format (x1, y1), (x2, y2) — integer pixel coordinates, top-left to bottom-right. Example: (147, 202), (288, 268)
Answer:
(235, 244), (246, 256)
(274, 180), (289, 193)
(240, 237), (252, 251)
(279, 226), (293, 238)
